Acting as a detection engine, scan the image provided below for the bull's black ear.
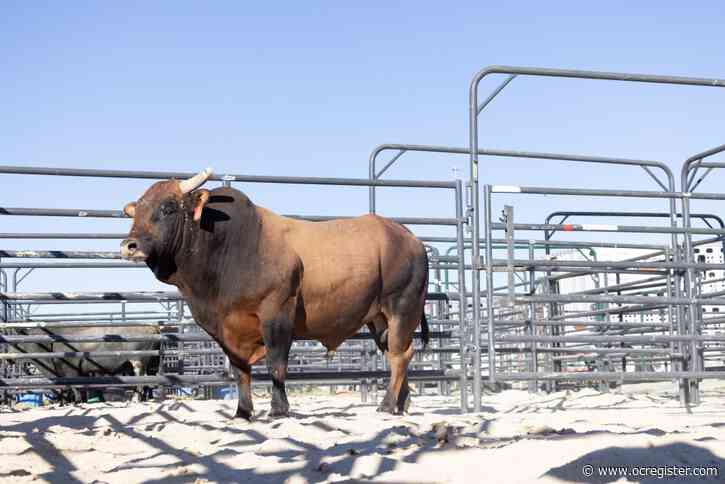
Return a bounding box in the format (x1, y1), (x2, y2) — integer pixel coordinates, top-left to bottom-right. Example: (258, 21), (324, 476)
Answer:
(123, 202), (136, 218)
(192, 189), (210, 222)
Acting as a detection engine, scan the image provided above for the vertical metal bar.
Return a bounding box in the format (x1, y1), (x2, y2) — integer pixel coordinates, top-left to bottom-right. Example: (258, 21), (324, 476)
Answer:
(455, 179), (469, 412)
(11, 269), (19, 322)
(599, 251), (610, 394)
(483, 185), (495, 390)
(602, 269), (611, 328)
(503, 207), (515, 386)
(664, 249), (676, 374)
(372, 336), (379, 401)
(505, 205), (515, 301)
(368, 153), (377, 214)
(0, 266), (6, 324)
(658, 175), (689, 405)
(681, 195), (701, 404)
(0, 261), (4, 406)
(361, 345), (369, 403)
(541, 235), (557, 392)
(680, 148), (725, 405)
(427, 247), (445, 397)
(527, 242), (538, 393)
(614, 271), (625, 374)
(469, 80), (484, 413)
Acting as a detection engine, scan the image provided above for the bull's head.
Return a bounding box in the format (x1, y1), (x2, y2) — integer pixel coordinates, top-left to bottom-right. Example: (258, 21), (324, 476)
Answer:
(120, 168), (213, 274)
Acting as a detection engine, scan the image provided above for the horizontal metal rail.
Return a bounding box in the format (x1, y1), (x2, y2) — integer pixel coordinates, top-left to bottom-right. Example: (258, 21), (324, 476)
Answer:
(0, 331), (452, 345)
(0, 345), (462, 360)
(515, 294), (725, 306)
(0, 290), (449, 302)
(0, 320), (194, 329)
(494, 334), (725, 344)
(472, 65), (725, 89)
(418, 236), (667, 249)
(1, 291), (180, 302)
(495, 371), (725, 382)
(0, 250), (120, 259)
(490, 185), (725, 200)
(0, 369), (456, 389)
(1, 316), (457, 329)
(0, 233), (127, 239)
(548, 304), (669, 321)
(0, 262), (142, 269)
(0, 350), (161, 360)
(0, 208), (460, 226)
(0, 165), (457, 189)
(492, 222), (725, 236)
(492, 258), (725, 271)
(567, 276), (667, 296)
(370, 144), (676, 179)
(491, 319), (670, 328)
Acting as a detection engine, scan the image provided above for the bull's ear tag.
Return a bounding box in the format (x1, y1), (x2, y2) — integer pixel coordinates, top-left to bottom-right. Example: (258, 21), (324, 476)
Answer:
(123, 202), (137, 218)
(193, 190), (210, 222)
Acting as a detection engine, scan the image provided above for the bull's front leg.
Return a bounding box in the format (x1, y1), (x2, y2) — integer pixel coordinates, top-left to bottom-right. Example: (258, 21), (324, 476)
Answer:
(261, 316), (294, 418)
(229, 344), (266, 421)
(234, 362), (254, 420)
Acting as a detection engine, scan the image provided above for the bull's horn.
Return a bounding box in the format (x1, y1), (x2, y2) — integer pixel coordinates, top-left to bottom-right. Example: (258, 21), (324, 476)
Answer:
(179, 167), (213, 194)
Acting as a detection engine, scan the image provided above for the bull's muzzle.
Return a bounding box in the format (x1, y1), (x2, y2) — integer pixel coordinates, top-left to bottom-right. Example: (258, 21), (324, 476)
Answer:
(120, 238), (147, 261)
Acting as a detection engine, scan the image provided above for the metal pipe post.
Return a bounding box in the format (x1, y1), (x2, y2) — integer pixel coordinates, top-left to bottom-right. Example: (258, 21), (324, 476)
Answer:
(454, 179), (469, 412)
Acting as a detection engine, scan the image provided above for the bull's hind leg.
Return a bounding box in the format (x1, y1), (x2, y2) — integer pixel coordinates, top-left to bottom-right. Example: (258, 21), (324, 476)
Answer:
(378, 341), (415, 414)
(367, 314), (389, 353)
(378, 293), (423, 414)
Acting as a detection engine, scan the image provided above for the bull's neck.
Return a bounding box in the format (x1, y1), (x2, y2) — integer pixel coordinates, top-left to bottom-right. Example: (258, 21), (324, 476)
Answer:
(170, 193), (264, 310)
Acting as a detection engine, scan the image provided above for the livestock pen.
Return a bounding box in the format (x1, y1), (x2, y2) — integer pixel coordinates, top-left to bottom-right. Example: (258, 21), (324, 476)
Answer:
(1, 65), (725, 418)
(0, 167), (468, 409)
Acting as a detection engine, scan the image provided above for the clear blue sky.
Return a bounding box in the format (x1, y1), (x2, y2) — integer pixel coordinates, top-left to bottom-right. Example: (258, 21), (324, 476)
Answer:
(1, 2), (724, 297)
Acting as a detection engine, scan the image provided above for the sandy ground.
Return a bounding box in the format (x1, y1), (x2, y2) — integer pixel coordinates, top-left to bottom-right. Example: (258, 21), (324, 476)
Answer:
(1, 382), (725, 483)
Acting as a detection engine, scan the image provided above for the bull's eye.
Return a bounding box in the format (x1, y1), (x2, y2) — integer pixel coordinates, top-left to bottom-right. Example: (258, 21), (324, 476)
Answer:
(160, 201), (178, 217)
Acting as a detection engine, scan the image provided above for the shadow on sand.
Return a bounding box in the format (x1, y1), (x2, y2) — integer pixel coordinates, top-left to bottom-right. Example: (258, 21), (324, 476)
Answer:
(2, 397), (723, 483)
(543, 442), (724, 483)
(0, 404), (448, 483)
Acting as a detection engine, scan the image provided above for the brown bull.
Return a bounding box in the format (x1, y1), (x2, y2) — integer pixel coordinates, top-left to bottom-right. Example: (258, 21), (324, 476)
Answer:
(120, 169), (429, 419)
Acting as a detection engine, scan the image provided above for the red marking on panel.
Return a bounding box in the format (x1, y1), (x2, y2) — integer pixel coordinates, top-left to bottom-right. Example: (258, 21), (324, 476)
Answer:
(563, 224), (574, 232)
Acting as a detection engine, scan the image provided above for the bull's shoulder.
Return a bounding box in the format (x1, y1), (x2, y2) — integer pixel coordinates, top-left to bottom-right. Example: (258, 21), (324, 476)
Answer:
(253, 207), (304, 266)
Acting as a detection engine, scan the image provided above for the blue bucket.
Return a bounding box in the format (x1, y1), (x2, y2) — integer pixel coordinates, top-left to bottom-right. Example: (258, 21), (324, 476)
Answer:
(16, 393), (43, 407)
(217, 387), (237, 400)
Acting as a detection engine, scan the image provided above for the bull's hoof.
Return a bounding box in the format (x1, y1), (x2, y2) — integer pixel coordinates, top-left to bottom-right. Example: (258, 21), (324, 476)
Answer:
(376, 405), (402, 415)
(268, 408), (290, 419)
(401, 393), (411, 413)
(234, 407), (254, 421)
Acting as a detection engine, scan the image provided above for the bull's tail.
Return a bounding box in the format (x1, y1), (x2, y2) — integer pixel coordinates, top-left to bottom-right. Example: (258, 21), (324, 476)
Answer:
(420, 311), (430, 349)
(419, 247), (430, 349)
